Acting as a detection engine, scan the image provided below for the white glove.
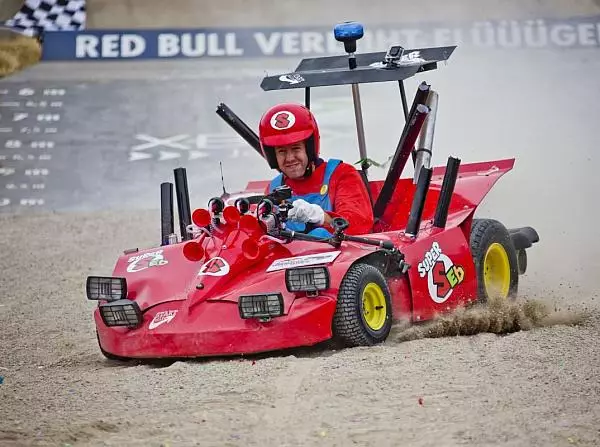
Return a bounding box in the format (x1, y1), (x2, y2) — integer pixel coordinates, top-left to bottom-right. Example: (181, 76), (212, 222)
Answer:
(288, 199), (325, 225)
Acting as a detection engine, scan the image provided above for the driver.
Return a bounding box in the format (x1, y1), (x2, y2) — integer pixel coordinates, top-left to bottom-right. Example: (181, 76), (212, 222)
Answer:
(258, 102), (374, 237)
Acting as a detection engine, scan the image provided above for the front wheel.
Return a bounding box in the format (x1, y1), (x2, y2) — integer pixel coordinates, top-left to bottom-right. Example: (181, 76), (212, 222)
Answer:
(333, 263), (393, 347)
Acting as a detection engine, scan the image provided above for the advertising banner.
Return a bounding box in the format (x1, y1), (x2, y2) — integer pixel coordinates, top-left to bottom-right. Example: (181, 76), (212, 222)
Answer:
(39, 15), (600, 61)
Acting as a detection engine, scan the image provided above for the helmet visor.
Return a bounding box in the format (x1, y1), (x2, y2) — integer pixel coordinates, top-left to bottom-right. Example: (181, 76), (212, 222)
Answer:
(262, 129), (313, 148)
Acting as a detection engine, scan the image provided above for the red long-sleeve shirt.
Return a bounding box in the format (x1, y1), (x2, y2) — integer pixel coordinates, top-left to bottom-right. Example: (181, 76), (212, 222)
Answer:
(267, 160), (374, 235)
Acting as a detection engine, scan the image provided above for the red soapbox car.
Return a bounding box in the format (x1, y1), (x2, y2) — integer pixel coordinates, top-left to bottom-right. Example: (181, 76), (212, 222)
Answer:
(86, 22), (539, 360)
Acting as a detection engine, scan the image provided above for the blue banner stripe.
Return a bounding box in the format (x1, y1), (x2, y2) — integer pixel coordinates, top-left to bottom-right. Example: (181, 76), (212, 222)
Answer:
(40, 15), (600, 61)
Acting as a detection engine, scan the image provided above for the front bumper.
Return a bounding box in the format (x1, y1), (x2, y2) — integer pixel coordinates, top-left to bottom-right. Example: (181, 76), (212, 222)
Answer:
(95, 296), (336, 359)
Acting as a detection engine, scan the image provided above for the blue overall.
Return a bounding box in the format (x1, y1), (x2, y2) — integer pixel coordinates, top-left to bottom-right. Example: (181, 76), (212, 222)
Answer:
(269, 159), (342, 238)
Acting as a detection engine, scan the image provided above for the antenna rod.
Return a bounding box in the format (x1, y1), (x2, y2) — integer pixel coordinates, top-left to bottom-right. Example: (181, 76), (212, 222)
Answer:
(333, 21), (368, 177)
(351, 84), (368, 173)
(220, 161), (226, 195)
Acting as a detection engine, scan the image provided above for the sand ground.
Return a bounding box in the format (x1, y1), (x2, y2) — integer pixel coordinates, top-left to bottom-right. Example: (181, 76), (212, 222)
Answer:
(0, 206), (598, 447)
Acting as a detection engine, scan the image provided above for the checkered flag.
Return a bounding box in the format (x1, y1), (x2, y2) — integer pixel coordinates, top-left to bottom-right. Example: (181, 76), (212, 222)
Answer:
(1, 0), (86, 37)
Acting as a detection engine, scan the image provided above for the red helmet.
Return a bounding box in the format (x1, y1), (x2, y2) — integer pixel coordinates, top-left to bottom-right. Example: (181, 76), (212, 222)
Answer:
(258, 103), (321, 170)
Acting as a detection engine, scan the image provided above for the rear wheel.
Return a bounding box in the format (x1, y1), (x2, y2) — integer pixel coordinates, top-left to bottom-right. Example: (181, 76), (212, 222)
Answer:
(470, 219), (519, 303)
(333, 263), (393, 347)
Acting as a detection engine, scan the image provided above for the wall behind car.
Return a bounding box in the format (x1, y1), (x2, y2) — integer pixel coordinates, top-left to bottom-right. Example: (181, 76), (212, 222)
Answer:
(84, 0), (600, 28)
(0, 0), (23, 21)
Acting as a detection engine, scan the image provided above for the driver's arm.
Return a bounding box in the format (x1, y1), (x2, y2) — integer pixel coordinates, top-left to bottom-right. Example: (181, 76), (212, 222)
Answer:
(325, 163), (374, 235)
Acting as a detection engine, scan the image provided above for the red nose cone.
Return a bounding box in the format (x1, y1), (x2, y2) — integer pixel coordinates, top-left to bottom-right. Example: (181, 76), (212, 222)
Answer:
(242, 238), (260, 260)
(183, 241), (205, 262)
(192, 208), (211, 227)
(223, 205), (241, 224)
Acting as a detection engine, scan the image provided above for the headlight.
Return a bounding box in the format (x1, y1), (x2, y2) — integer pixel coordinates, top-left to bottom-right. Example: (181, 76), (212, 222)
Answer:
(86, 276), (127, 301)
(238, 293), (284, 320)
(99, 299), (142, 328)
(285, 267), (330, 292)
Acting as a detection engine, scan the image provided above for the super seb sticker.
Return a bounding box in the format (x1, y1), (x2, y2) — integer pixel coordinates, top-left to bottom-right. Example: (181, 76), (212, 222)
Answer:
(418, 241), (465, 304)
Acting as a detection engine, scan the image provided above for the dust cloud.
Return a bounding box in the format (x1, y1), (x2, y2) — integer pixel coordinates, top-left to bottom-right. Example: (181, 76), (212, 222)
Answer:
(390, 296), (589, 343)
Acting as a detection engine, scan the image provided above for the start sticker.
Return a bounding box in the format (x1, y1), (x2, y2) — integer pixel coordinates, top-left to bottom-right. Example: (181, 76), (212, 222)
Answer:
(417, 241), (465, 304)
(149, 310), (177, 330)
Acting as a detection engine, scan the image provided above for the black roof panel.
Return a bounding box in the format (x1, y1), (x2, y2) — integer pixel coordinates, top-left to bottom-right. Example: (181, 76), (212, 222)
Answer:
(260, 46), (456, 91)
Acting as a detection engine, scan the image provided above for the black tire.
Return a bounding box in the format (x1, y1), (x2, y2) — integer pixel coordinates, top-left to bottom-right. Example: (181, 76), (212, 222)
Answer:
(332, 263), (393, 347)
(470, 218), (519, 303)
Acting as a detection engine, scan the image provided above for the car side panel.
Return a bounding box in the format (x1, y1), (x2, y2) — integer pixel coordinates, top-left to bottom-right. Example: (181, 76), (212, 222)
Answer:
(402, 226), (478, 322)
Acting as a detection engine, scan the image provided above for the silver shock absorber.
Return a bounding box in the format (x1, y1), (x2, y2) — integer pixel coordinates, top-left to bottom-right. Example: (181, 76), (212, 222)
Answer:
(414, 90), (438, 184)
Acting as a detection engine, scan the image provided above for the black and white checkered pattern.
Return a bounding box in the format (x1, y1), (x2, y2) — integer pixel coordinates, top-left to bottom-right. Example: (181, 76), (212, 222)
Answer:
(2, 0), (86, 37)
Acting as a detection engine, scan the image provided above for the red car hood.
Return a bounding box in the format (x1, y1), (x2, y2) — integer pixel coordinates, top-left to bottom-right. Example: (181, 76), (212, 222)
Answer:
(111, 232), (351, 312)
(111, 244), (200, 311)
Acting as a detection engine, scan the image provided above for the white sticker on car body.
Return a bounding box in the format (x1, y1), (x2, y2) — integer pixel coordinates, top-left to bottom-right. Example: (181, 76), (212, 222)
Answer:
(127, 249), (169, 273)
(149, 310), (178, 330)
(198, 256), (230, 277)
(266, 251), (341, 272)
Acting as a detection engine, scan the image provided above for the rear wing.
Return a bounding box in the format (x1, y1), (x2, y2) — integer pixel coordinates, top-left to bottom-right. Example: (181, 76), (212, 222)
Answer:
(260, 46), (456, 91)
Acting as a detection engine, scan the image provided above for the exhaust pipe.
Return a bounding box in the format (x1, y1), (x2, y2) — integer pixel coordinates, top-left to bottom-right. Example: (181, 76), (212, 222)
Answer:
(216, 103), (263, 159)
(414, 90), (438, 184)
(411, 82), (431, 117)
(410, 82), (431, 167)
(373, 103), (430, 220)
(433, 156), (461, 229)
(373, 82), (431, 220)
(406, 166), (433, 238)
(160, 182), (175, 245)
(174, 167), (193, 241)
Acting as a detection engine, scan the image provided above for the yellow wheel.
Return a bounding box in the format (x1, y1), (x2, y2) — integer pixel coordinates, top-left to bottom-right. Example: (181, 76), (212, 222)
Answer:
(362, 283), (387, 331)
(483, 243), (511, 299)
(470, 219), (519, 303)
(333, 263), (393, 347)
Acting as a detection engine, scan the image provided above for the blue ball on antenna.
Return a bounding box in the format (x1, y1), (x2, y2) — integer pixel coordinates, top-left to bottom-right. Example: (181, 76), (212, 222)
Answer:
(334, 21), (364, 42)
(334, 21), (364, 55)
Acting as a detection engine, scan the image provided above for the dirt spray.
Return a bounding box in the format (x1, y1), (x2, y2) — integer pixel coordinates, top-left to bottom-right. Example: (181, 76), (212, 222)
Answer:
(389, 296), (589, 343)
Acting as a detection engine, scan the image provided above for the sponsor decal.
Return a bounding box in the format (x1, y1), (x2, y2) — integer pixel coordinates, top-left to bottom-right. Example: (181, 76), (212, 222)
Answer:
(266, 251), (341, 272)
(127, 249), (168, 273)
(149, 310), (178, 330)
(279, 73), (305, 84)
(399, 50), (426, 65)
(198, 256), (230, 276)
(417, 242), (465, 304)
(40, 15), (600, 61)
(370, 50), (427, 68)
(270, 111), (296, 130)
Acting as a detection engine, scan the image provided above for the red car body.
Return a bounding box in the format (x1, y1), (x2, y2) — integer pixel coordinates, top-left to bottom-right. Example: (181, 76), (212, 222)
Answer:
(89, 25), (539, 360)
(95, 158), (515, 359)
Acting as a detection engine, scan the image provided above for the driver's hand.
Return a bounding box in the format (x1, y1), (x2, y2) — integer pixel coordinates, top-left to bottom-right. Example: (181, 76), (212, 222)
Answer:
(287, 199), (325, 225)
